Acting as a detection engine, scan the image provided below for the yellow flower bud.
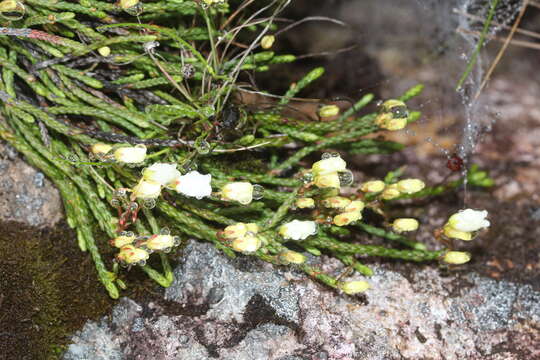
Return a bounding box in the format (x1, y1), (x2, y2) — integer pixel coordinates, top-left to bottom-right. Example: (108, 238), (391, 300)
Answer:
(91, 143), (112, 156)
(443, 251), (471, 265)
(360, 180), (385, 193)
(260, 35), (275, 49)
(321, 196), (351, 209)
(295, 197), (315, 209)
(313, 172), (340, 189)
(98, 46), (111, 57)
(116, 245), (149, 265)
(318, 105), (340, 118)
(278, 250), (306, 264)
(221, 222), (259, 240)
(333, 211), (362, 227)
(132, 180), (161, 200)
(145, 234), (175, 251)
(392, 218), (419, 233)
(381, 184), (401, 200)
(312, 156), (347, 176)
(339, 280), (370, 294)
(110, 234), (136, 248)
(222, 223), (249, 240)
(397, 179), (425, 194)
(114, 145), (147, 164)
(0, 0), (18, 12)
(120, 0), (139, 9)
(231, 235), (262, 253)
(344, 200), (365, 213)
(221, 182), (254, 205)
(375, 99), (409, 131)
(443, 224), (472, 241)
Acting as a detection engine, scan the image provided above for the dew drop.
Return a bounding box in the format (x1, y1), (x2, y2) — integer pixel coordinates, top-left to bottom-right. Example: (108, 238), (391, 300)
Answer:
(195, 139), (211, 154)
(252, 184), (264, 200)
(338, 170), (354, 186)
(137, 259), (146, 266)
(123, 2), (143, 16)
(129, 202), (139, 211)
(114, 188), (127, 198)
(143, 198), (156, 209)
(110, 198), (121, 207)
(303, 172), (314, 183)
(160, 227), (170, 235)
(321, 152), (332, 159)
(125, 231), (135, 238)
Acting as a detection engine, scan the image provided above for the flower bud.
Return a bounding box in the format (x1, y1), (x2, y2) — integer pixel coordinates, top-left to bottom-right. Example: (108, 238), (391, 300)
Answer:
(443, 251), (471, 265)
(260, 35), (275, 49)
(132, 180), (161, 200)
(231, 234), (262, 253)
(381, 184), (401, 200)
(111, 234), (136, 248)
(442, 225), (472, 241)
(321, 196), (351, 209)
(339, 280), (370, 294)
(295, 197), (315, 209)
(222, 223), (249, 240)
(221, 182), (254, 205)
(98, 46), (111, 57)
(446, 209), (490, 233)
(116, 245), (149, 265)
(221, 222), (259, 240)
(114, 145), (146, 164)
(344, 200), (365, 213)
(333, 211), (362, 226)
(397, 179), (425, 194)
(313, 172), (341, 189)
(312, 156), (346, 176)
(318, 105), (340, 118)
(91, 143), (113, 156)
(145, 234), (175, 251)
(278, 250), (306, 264)
(392, 218), (419, 233)
(143, 163), (180, 186)
(380, 118), (408, 131)
(120, 0), (139, 9)
(172, 171), (212, 199)
(279, 220), (317, 241)
(360, 180), (385, 193)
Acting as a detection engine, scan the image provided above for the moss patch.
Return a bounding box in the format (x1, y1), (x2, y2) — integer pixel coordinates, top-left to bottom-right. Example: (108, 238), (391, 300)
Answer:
(0, 221), (115, 359)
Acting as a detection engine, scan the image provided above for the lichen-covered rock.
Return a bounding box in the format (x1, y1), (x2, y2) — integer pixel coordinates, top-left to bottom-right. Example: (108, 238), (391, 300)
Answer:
(63, 240), (540, 360)
(0, 142), (62, 227)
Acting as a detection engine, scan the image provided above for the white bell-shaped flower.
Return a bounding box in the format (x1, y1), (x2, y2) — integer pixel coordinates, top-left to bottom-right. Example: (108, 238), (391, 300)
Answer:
(132, 179), (161, 200)
(221, 182), (254, 205)
(447, 209), (490, 233)
(173, 171), (212, 199)
(279, 220), (317, 241)
(114, 145), (147, 164)
(143, 163), (181, 186)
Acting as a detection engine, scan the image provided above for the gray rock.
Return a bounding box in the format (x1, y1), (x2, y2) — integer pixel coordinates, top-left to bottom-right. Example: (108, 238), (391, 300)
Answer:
(0, 141), (62, 227)
(63, 240), (540, 360)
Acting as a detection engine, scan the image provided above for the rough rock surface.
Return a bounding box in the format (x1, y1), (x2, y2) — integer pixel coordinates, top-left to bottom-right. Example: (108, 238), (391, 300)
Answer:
(63, 241), (540, 360)
(0, 141), (62, 227)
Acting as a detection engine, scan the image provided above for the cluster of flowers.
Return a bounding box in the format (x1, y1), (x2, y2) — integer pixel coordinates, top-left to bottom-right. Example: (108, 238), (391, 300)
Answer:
(112, 231), (181, 266)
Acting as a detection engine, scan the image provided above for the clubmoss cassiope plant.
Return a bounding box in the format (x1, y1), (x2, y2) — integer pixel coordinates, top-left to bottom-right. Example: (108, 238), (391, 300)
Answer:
(0, 0), (493, 298)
